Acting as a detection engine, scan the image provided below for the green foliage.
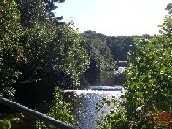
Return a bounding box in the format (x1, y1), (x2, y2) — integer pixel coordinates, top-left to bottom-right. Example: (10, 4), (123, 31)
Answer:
(106, 36), (135, 61)
(124, 7), (172, 128)
(0, 0), (23, 97)
(97, 3), (172, 129)
(0, 1), (87, 128)
(36, 87), (77, 129)
(81, 31), (116, 85)
(166, 3), (172, 14)
(54, 23), (89, 86)
(0, 1), (88, 128)
(82, 31), (135, 72)
(0, 0), (89, 93)
(96, 97), (128, 129)
(81, 31), (134, 85)
(82, 31), (115, 71)
(0, 120), (11, 129)
(15, 21), (89, 87)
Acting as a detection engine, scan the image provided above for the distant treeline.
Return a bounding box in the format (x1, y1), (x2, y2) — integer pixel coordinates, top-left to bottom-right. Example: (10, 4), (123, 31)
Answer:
(80, 31), (152, 85)
(81, 30), (136, 62)
(81, 30), (152, 65)
(80, 31), (134, 85)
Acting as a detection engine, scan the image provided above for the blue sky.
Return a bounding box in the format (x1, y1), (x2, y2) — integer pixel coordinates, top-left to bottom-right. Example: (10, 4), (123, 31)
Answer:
(55, 0), (171, 36)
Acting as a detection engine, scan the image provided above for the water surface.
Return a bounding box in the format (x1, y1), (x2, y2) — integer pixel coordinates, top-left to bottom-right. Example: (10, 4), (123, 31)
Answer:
(64, 86), (124, 129)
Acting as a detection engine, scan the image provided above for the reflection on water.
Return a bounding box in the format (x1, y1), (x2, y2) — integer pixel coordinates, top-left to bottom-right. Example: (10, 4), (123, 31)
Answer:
(114, 67), (126, 75)
(64, 87), (124, 129)
(84, 67), (126, 86)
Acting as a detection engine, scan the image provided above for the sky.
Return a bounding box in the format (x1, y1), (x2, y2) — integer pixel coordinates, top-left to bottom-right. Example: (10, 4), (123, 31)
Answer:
(55, 0), (171, 36)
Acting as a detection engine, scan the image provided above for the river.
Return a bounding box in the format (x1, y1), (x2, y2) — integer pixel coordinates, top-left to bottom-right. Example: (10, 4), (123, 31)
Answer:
(63, 86), (124, 129)
(62, 67), (126, 129)
(10, 66), (126, 129)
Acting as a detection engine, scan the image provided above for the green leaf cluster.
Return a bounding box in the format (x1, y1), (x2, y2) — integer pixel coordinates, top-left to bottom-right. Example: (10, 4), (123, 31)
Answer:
(0, 120), (11, 129)
(0, 0), (23, 96)
(82, 31), (115, 72)
(124, 6), (172, 128)
(0, 0), (89, 96)
(97, 3), (172, 129)
(36, 87), (77, 129)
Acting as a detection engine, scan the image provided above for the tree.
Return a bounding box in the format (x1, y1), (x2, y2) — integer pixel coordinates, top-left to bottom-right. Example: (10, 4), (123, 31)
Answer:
(0, 0), (23, 97)
(97, 3), (172, 129)
(15, 0), (65, 27)
(1, 0), (89, 92)
(106, 36), (135, 61)
(81, 31), (115, 85)
(0, 0), (88, 128)
(124, 11), (172, 127)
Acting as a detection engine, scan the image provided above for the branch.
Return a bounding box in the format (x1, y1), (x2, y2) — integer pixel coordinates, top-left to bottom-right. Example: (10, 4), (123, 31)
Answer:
(0, 97), (75, 129)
